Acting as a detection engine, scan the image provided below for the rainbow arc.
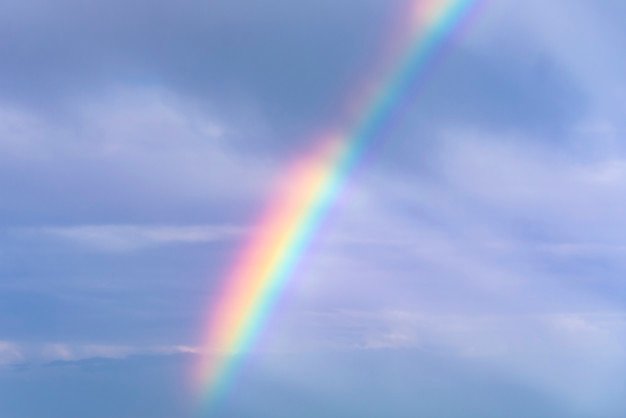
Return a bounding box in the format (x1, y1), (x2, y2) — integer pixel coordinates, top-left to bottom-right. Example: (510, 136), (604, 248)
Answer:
(198, 0), (484, 409)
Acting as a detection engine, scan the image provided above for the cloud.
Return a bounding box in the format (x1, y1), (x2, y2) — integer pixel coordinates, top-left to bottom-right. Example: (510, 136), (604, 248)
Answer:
(0, 0), (407, 142)
(435, 131), (626, 252)
(0, 340), (200, 367)
(268, 308), (626, 411)
(0, 341), (23, 365)
(1, 1), (625, 416)
(0, 86), (277, 226)
(25, 224), (244, 251)
(38, 343), (201, 363)
(239, 125), (626, 410)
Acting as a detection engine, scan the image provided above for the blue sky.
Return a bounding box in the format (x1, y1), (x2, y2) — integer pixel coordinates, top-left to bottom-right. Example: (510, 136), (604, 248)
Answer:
(2, 0), (626, 416)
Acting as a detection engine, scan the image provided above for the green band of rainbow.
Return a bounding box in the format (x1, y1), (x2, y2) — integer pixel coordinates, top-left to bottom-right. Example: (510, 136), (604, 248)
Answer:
(199, 0), (483, 408)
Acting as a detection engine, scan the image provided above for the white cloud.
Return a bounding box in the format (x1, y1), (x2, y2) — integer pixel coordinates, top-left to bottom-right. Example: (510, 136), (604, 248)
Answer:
(437, 132), (626, 243)
(38, 343), (201, 362)
(0, 341), (23, 365)
(26, 224), (245, 251)
(0, 341), (201, 366)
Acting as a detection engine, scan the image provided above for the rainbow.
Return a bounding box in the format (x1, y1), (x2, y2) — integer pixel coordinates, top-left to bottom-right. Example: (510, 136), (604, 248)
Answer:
(199, 0), (483, 408)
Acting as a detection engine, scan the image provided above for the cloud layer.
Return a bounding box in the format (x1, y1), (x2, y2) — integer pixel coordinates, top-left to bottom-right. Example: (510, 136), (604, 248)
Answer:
(2, 0), (626, 417)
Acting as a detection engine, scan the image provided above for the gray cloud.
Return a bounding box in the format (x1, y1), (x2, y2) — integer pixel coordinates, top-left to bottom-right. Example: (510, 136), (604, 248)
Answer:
(0, 0), (405, 143)
(0, 0), (590, 154)
(0, 87), (274, 226)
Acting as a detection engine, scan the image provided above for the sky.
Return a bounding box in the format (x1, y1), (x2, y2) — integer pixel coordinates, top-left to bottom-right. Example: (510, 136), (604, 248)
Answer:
(2, 0), (626, 417)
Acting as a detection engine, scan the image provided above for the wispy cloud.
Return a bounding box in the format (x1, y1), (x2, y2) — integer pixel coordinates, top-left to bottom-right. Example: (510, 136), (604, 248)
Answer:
(0, 340), (200, 366)
(0, 341), (23, 365)
(22, 224), (245, 251)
